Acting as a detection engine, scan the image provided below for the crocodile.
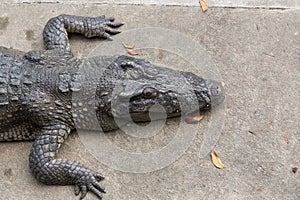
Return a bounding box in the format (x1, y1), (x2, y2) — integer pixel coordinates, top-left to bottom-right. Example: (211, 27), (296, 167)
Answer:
(0, 14), (225, 199)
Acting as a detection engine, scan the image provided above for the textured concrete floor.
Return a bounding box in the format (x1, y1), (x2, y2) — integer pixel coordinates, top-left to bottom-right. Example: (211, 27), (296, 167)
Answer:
(2, 0), (300, 8)
(0, 3), (299, 200)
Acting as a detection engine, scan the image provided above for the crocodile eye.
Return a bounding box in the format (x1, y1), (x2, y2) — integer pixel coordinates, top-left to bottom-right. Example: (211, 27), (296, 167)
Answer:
(142, 87), (157, 99)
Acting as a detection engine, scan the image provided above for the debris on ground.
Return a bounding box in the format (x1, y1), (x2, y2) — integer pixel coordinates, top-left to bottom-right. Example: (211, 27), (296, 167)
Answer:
(292, 167), (298, 173)
(123, 43), (134, 49)
(199, 0), (208, 12)
(123, 43), (139, 56)
(158, 49), (164, 60)
(211, 149), (225, 169)
(185, 114), (205, 124)
(126, 48), (139, 56)
(221, 81), (225, 87)
(283, 135), (289, 144)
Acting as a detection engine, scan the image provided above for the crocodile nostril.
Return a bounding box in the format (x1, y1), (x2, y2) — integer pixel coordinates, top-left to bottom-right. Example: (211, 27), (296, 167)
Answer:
(206, 80), (226, 106)
(211, 85), (221, 96)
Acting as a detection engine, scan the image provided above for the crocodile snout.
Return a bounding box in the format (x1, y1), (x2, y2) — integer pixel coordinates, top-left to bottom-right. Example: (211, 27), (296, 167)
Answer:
(205, 80), (226, 106)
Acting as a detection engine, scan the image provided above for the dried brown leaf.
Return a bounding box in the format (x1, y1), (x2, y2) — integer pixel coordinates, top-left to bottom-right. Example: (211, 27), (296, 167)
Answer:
(211, 149), (225, 169)
(283, 135), (289, 144)
(158, 49), (164, 60)
(126, 48), (139, 56)
(123, 43), (134, 49)
(185, 114), (205, 124)
(199, 0), (208, 12)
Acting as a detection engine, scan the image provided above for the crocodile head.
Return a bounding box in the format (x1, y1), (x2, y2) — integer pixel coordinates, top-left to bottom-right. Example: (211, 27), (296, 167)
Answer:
(100, 56), (225, 124)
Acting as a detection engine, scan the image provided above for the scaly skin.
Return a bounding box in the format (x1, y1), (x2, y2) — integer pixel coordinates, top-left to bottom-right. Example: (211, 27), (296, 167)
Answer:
(0, 14), (225, 199)
(43, 14), (123, 50)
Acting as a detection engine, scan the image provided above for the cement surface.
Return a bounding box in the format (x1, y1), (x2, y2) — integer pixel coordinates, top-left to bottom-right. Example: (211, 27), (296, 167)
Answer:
(1, 0), (300, 8)
(0, 3), (299, 200)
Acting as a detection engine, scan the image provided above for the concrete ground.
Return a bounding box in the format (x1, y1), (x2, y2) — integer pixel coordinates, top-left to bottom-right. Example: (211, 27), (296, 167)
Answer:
(0, 1), (299, 200)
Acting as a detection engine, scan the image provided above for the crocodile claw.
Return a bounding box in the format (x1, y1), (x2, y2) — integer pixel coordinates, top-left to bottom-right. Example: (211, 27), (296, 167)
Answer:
(104, 17), (124, 28)
(74, 171), (106, 200)
(98, 17), (124, 40)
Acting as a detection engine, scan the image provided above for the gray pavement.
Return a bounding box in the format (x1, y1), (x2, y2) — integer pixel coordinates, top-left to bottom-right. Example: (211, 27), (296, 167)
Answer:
(0, 2), (299, 200)
(2, 0), (300, 8)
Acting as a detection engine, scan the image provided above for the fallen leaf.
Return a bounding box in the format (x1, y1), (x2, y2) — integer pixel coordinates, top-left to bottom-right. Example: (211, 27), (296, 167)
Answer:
(185, 114), (205, 124)
(123, 43), (134, 49)
(211, 149), (225, 169)
(221, 81), (225, 87)
(126, 48), (139, 56)
(158, 49), (164, 60)
(199, 0), (208, 12)
(283, 135), (289, 144)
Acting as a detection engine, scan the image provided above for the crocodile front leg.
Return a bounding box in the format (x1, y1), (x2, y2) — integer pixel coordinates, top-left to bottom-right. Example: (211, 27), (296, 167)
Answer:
(29, 120), (105, 199)
(43, 14), (124, 50)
